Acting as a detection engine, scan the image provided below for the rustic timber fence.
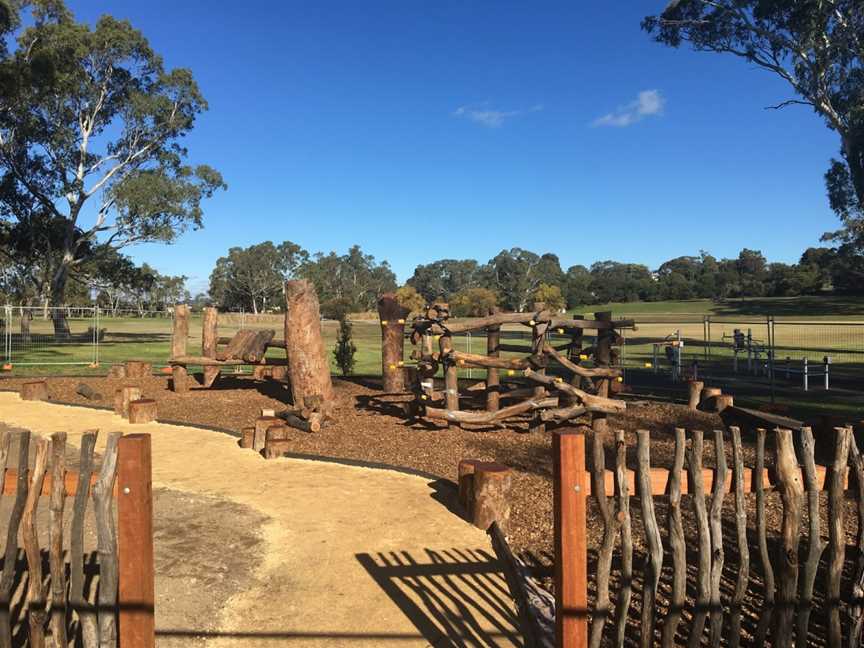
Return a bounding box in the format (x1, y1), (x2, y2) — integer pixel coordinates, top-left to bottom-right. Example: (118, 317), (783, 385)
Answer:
(405, 304), (634, 431)
(0, 429), (154, 647)
(552, 425), (864, 648)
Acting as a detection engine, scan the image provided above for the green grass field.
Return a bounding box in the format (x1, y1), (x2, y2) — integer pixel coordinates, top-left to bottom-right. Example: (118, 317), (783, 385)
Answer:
(2, 296), (862, 417)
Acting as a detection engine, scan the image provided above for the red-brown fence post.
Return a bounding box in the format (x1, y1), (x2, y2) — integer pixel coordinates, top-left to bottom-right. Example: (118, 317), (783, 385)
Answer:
(554, 430), (588, 648)
(117, 434), (155, 647)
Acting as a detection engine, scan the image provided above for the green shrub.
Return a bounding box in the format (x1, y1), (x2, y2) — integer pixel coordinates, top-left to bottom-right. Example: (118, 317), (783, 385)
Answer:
(333, 316), (357, 376)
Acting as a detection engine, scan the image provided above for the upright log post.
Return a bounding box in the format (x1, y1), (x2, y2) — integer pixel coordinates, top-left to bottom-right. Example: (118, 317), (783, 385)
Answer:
(441, 334), (459, 429)
(592, 312), (613, 436)
(828, 426), (851, 648)
(171, 304), (189, 393)
(774, 428), (804, 648)
(530, 305), (548, 434)
(284, 280), (334, 412)
(688, 380), (704, 411)
(377, 293), (411, 392)
(567, 315), (584, 366)
(553, 430), (588, 648)
(202, 307), (220, 388)
(486, 325), (501, 412)
(117, 434), (155, 648)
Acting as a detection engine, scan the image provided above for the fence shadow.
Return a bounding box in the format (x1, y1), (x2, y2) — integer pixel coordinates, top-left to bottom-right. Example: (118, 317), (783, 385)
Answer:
(356, 548), (523, 647)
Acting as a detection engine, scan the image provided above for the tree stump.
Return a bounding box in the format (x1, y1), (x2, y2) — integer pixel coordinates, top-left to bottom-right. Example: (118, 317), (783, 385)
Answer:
(688, 380), (705, 411)
(377, 293), (411, 393)
(239, 427), (255, 449)
(458, 459), (484, 509)
(284, 280), (334, 412)
(21, 381), (49, 401)
(253, 416), (279, 452)
(128, 399), (157, 424)
(471, 463), (513, 533)
(263, 439), (291, 460)
(108, 364), (126, 379)
(124, 360), (152, 379)
(699, 387), (722, 411)
(114, 386), (142, 418)
(270, 366), (288, 382)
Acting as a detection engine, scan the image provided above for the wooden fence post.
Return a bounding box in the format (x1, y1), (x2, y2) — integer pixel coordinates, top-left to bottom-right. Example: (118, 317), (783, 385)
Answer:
(553, 430), (588, 648)
(117, 434), (155, 648)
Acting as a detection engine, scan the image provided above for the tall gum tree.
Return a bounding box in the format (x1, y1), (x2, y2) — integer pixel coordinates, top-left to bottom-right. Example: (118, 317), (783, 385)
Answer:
(0, 1), (225, 335)
(643, 1), (864, 247)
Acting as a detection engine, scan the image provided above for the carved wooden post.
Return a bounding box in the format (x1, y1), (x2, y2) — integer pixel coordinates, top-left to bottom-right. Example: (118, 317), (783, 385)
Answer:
(284, 280), (334, 412)
(553, 430), (588, 648)
(202, 307), (220, 388)
(377, 293), (411, 392)
(828, 426), (851, 648)
(171, 304), (189, 393)
(441, 333), (459, 430)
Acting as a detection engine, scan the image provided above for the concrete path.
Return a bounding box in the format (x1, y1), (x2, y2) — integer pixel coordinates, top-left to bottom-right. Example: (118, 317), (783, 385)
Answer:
(0, 393), (521, 647)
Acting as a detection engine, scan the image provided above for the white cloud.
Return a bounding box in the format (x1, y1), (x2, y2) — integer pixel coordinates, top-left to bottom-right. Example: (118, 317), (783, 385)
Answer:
(453, 103), (543, 128)
(592, 90), (665, 128)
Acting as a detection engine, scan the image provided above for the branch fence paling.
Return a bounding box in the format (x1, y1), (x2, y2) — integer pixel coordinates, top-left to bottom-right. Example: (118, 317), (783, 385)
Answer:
(553, 424), (864, 648)
(0, 430), (154, 648)
(411, 308), (632, 426)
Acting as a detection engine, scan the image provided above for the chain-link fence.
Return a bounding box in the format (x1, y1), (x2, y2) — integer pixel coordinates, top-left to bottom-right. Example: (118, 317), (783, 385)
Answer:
(3, 306), (101, 367)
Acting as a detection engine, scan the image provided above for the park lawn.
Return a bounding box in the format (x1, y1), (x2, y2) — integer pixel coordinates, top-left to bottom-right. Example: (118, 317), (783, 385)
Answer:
(570, 295), (864, 321)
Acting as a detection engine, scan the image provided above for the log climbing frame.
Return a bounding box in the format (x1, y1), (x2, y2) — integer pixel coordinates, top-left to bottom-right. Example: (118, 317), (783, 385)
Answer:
(408, 303), (635, 429)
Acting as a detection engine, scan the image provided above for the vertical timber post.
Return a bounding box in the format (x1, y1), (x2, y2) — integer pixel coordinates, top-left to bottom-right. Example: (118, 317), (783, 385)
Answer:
(441, 333), (459, 429)
(530, 303), (548, 434)
(553, 430), (588, 648)
(377, 293), (411, 392)
(202, 307), (220, 388)
(171, 305), (189, 393)
(592, 311), (613, 436)
(117, 434), (155, 648)
(486, 325), (500, 412)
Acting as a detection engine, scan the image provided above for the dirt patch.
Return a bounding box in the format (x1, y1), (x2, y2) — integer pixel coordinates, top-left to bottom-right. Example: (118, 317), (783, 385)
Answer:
(152, 489), (268, 647)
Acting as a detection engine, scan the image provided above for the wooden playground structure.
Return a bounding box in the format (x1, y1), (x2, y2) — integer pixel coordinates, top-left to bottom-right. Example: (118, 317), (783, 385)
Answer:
(394, 302), (636, 430)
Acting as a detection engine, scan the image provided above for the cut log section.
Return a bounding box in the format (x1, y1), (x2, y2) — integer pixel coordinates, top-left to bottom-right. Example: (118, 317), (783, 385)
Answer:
(253, 416), (279, 452)
(124, 360), (152, 379)
(688, 380), (705, 411)
(114, 387), (142, 418)
(202, 306), (220, 388)
(279, 412), (321, 433)
(108, 365), (126, 379)
(128, 399), (157, 424)
(471, 463), (512, 534)
(239, 427), (255, 449)
(20, 381), (49, 401)
(75, 383), (103, 401)
(171, 304), (190, 393)
(263, 439), (292, 460)
(284, 280), (334, 412)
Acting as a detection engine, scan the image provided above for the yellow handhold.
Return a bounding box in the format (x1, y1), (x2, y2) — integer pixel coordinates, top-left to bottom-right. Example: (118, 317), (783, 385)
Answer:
(557, 328), (565, 334)
(397, 319), (405, 324)
(397, 361), (404, 366)
(617, 376), (623, 382)
(554, 376), (563, 382)
(529, 320), (535, 326)
(388, 364), (396, 370)
(507, 370), (515, 376)
(645, 362), (652, 368)
(421, 394), (428, 400)
(381, 320), (388, 325)
(579, 354), (588, 360)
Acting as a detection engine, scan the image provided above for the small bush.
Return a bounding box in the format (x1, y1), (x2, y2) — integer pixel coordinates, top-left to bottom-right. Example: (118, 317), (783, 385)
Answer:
(333, 316), (357, 376)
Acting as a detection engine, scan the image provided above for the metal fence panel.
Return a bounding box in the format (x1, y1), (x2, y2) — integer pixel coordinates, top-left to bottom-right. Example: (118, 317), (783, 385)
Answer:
(4, 306), (98, 366)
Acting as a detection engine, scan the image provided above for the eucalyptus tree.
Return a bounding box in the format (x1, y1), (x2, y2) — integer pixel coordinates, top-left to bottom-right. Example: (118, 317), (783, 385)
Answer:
(643, 1), (864, 246)
(0, 1), (225, 335)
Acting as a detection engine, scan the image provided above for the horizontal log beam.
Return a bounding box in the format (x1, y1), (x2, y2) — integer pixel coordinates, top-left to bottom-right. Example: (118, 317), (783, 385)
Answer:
(424, 397), (558, 424)
(217, 336), (288, 350)
(448, 350), (534, 370)
(539, 404), (588, 423)
(589, 465), (848, 497)
(522, 368), (625, 414)
(417, 313), (633, 335)
(171, 355), (289, 367)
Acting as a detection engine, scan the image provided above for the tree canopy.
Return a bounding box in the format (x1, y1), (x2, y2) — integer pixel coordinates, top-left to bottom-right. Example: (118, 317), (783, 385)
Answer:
(643, 0), (864, 248)
(0, 0), (224, 331)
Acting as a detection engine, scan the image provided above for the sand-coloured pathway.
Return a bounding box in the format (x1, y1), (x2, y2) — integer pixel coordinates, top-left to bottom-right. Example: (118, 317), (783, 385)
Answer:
(0, 393), (521, 647)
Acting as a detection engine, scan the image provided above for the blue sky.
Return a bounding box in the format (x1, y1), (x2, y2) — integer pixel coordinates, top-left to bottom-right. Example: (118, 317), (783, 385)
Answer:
(70, 1), (841, 294)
